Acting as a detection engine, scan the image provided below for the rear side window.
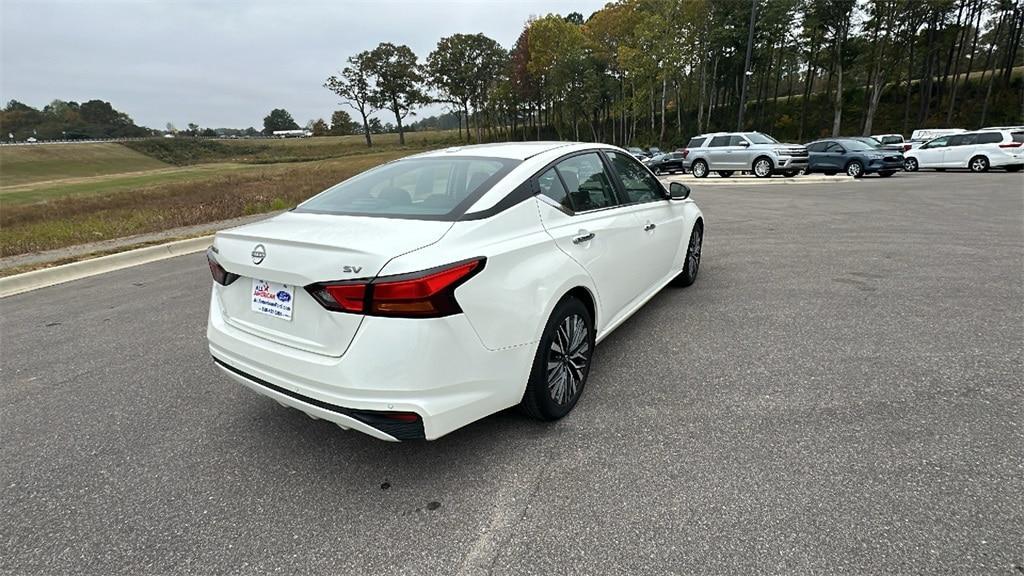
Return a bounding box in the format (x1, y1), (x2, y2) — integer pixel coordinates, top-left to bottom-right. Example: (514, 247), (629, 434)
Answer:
(296, 156), (519, 219)
(687, 137), (707, 148)
(606, 152), (664, 204)
(708, 135), (730, 147)
(975, 132), (1002, 144)
(554, 153), (618, 211)
(538, 168), (572, 211)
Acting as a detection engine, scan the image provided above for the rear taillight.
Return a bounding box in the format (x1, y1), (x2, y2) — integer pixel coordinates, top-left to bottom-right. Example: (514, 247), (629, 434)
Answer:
(682, 148), (690, 159)
(207, 248), (239, 286)
(998, 142), (1022, 148)
(306, 257), (485, 318)
(903, 144), (912, 152)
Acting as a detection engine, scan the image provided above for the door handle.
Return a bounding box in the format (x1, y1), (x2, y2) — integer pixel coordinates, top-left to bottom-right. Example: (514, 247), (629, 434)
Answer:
(644, 222), (656, 231)
(572, 231), (595, 244)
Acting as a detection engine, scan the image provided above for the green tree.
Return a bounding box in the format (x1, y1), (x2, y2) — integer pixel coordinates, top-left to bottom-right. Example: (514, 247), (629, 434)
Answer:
(325, 52), (378, 146)
(329, 110), (357, 135)
(365, 42), (427, 145)
(311, 118), (329, 136)
(427, 33), (507, 142)
(262, 108), (299, 135)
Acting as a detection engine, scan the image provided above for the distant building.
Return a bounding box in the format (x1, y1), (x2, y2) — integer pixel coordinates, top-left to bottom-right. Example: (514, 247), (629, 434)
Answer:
(273, 129), (312, 138)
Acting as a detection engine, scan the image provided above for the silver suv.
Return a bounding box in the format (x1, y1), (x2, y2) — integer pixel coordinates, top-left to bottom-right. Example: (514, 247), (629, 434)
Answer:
(682, 132), (809, 178)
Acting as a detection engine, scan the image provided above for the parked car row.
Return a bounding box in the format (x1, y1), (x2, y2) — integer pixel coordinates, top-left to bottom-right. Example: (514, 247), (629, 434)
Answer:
(648, 127), (1024, 179)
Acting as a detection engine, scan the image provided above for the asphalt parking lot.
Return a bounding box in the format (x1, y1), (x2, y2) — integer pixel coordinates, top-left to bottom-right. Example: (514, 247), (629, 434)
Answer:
(2, 171), (1022, 575)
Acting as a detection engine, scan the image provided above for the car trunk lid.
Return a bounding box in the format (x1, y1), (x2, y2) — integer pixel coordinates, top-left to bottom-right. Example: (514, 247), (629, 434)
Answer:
(211, 211), (453, 356)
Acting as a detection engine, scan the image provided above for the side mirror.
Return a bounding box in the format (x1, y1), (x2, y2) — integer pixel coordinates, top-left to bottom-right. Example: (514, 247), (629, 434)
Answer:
(669, 181), (690, 200)
(738, 141), (750, 147)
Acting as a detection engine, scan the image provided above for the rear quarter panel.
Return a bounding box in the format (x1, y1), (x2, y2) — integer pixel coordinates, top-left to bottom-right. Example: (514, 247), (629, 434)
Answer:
(378, 198), (597, 351)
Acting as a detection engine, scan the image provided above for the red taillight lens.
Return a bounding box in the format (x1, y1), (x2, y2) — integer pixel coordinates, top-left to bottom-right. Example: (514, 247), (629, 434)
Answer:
(999, 142), (1022, 148)
(903, 144), (912, 152)
(306, 257), (485, 318)
(318, 282), (367, 313)
(206, 248), (238, 286)
(682, 148), (690, 159)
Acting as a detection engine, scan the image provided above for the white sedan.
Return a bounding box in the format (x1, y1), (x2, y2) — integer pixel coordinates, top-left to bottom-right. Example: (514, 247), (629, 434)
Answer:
(206, 142), (704, 441)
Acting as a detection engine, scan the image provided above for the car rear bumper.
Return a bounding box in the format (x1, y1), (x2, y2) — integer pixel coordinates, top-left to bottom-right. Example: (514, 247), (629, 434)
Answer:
(990, 151), (1024, 167)
(207, 291), (535, 440)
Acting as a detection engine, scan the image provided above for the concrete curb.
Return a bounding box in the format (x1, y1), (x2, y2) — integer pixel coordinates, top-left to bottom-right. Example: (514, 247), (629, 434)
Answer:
(661, 174), (854, 185)
(0, 236), (212, 298)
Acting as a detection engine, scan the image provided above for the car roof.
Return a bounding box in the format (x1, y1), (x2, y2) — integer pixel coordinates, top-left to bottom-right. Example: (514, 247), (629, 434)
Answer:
(413, 141), (576, 160)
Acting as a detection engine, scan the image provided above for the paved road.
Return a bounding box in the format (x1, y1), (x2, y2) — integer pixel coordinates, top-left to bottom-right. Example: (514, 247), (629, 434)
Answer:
(2, 172), (1022, 575)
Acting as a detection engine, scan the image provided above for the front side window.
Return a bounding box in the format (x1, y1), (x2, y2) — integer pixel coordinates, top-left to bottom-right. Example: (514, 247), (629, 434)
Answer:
(824, 142), (844, 153)
(607, 151), (665, 204)
(806, 141), (828, 152)
(296, 156), (519, 219)
(729, 135), (748, 146)
(554, 153), (618, 212)
(538, 168), (572, 211)
(922, 137), (950, 149)
(708, 135), (730, 147)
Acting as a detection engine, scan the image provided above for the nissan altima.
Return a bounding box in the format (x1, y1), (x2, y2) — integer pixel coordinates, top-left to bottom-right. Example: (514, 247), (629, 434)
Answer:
(206, 142), (704, 441)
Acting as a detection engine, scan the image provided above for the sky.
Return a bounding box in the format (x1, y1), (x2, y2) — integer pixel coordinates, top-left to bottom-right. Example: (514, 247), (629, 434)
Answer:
(0, 0), (607, 130)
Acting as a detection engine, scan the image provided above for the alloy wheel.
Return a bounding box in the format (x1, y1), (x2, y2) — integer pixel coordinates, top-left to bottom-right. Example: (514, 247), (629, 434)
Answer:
(970, 157), (988, 172)
(687, 227), (702, 278)
(546, 314), (589, 406)
(693, 161), (707, 178)
(754, 159), (772, 177)
(847, 162), (863, 177)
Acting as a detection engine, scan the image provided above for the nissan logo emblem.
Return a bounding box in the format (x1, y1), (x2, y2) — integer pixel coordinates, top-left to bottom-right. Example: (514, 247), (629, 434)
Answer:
(251, 244), (266, 265)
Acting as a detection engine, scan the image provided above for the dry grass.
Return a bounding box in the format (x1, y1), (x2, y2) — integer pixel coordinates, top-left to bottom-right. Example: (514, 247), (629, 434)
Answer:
(0, 151), (411, 257)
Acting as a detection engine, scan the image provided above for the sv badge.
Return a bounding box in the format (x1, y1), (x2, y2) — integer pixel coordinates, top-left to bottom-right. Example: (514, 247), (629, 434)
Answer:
(342, 265), (363, 274)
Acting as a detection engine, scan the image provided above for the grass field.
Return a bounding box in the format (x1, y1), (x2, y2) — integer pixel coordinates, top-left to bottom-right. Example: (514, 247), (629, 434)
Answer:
(0, 143), (170, 187)
(0, 131), (466, 259)
(0, 150), (417, 257)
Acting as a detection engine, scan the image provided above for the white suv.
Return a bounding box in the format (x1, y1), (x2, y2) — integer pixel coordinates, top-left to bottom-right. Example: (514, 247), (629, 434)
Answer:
(903, 129), (1024, 173)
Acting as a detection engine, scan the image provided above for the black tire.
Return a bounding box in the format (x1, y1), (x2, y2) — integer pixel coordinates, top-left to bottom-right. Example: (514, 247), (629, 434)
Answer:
(717, 170), (734, 178)
(673, 222), (703, 287)
(878, 171), (895, 178)
(691, 159), (709, 178)
(520, 297), (595, 421)
(752, 156), (774, 178)
(846, 160), (865, 178)
(823, 170), (837, 176)
(904, 157), (919, 172)
(969, 155), (990, 173)
(1006, 165), (1023, 172)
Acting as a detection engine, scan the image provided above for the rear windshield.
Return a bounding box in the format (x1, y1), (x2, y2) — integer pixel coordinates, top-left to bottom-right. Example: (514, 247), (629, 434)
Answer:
(687, 137), (706, 148)
(295, 156), (520, 219)
(879, 135), (903, 144)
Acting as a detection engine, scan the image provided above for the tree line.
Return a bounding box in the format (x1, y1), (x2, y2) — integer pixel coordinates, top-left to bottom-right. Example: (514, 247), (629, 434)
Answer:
(326, 0), (1023, 148)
